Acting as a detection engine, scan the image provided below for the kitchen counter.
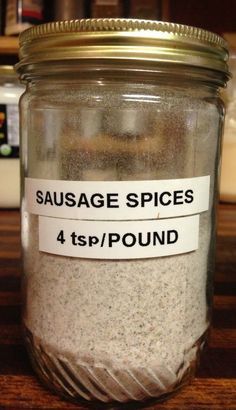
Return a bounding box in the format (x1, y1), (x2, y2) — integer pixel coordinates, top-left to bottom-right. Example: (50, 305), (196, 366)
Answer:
(0, 205), (235, 409)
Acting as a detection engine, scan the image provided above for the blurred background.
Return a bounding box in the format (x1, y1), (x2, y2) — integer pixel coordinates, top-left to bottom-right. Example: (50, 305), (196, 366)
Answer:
(2, 0), (236, 64)
(1, 0), (236, 207)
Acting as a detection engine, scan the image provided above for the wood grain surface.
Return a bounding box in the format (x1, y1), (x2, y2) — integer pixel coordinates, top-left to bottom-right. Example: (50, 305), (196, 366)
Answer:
(0, 205), (235, 410)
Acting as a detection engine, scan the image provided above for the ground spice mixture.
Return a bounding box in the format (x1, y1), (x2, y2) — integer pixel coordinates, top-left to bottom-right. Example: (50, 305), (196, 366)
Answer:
(21, 84), (220, 402)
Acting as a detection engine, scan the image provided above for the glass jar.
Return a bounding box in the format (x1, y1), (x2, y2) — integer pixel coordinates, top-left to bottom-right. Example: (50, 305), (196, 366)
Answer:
(0, 66), (24, 208)
(16, 19), (229, 405)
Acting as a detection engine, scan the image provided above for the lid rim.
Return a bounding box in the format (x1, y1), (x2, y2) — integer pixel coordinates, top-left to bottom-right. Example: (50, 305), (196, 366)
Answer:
(19, 18), (227, 49)
(16, 18), (229, 82)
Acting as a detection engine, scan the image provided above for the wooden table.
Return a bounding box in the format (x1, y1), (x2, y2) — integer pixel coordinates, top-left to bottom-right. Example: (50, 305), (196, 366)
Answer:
(0, 205), (235, 409)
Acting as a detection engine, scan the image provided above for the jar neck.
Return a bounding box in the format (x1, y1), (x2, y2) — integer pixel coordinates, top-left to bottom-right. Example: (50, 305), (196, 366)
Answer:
(20, 60), (227, 91)
(26, 76), (222, 107)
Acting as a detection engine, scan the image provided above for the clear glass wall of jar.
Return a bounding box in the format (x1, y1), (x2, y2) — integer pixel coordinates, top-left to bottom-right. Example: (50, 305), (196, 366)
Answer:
(16, 20), (229, 405)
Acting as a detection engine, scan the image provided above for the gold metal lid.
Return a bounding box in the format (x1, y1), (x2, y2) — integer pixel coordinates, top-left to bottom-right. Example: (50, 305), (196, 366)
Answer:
(16, 19), (229, 82)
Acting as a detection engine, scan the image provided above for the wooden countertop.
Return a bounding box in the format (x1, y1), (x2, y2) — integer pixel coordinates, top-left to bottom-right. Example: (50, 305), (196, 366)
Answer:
(0, 205), (235, 409)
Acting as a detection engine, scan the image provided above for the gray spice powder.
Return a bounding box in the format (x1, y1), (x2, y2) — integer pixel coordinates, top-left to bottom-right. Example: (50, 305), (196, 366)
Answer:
(22, 85), (220, 394)
(23, 211), (211, 386)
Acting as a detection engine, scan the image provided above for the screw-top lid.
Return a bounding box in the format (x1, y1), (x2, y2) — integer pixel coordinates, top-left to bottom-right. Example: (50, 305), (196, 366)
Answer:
(16, 19), (229, 84)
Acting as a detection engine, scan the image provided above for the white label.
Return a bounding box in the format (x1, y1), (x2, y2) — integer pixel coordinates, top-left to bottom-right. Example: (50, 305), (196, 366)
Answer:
(39, 215), (199, 260)
(25, 176), (210, 221)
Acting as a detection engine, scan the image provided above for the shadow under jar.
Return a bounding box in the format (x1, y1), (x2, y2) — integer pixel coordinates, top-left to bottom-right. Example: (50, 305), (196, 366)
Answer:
(16, 19), (229, 406)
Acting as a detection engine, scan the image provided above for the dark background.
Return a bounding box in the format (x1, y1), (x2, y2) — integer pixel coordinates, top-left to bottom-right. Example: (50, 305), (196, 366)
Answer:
(1, 0), (236, 65)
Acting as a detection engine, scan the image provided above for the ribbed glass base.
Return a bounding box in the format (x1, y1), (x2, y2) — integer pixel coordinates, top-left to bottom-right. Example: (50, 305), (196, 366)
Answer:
(24, 326), (206, 406)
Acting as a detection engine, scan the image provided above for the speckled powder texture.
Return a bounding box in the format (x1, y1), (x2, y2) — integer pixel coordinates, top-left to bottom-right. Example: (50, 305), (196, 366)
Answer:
(23, 212), (211, 377)
(22, 84), (221, 390)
